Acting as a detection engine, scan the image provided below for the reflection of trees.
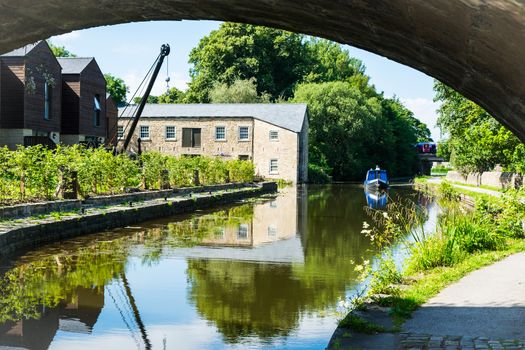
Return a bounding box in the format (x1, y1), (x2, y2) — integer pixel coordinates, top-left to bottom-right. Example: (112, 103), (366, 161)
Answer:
(187, 186), (419, 342)
(0, 237), (129, 323)
(187, 259), (302, 343)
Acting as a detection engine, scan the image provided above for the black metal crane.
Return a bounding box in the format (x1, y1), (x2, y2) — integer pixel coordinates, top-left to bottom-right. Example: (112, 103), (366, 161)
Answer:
(119, 44), (170, 153)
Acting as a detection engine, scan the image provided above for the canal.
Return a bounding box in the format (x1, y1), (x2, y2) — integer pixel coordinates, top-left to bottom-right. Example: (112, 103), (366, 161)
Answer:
(0, 184), (432, 349)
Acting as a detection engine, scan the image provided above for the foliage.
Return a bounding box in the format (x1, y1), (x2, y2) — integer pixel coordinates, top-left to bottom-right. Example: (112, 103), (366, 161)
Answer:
(47, 41), (76, 57)
(338, 314), (387, 334)
(368, 252), (403, 296)
(104, 73), (129, 106)
(209, 78), (271, 103)
(133, 95), (159, 104)
(157, 87), (186, 103)
(0, 146), (255, 204)
(293, 82), (424, 180)
(434, 81), (523, 173)
(307, 163), (331, 184)
(185, 23), (370, 103)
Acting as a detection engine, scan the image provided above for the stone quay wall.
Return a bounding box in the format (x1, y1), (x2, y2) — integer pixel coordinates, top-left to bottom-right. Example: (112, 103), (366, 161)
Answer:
(0, 182), (277, 256)
(446, 171), (523, 190)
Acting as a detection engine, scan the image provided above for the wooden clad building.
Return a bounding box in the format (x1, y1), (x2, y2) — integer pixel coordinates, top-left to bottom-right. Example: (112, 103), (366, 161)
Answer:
(58, 57), (108, 146)
(105, 93), (119, 145)
(0, 41), (62, 149)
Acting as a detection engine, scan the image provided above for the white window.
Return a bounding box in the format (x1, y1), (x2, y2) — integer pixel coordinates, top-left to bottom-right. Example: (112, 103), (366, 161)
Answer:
(215, 126), (226, 140)
(165, 126), (176, 140)
(269, 130), (279, 141)
(117, 125), (124, 139)
(270, 159), (279, 174)
(139, 125), (150, 139)
(239, 126), (249, 140)
(268, 225), (277, 237)
(238, 224), (248, 239)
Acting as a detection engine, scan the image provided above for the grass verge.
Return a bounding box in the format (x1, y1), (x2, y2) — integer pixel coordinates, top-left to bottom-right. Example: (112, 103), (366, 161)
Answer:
(338, 314), (388, 334)
(380, 239), (525, 324)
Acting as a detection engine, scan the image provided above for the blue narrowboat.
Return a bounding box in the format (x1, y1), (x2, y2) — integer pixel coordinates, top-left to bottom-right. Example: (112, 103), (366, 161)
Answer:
(364, 166), (389, 190)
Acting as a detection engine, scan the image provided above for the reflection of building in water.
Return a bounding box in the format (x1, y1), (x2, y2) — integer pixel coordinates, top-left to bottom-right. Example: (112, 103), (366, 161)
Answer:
(0, 287), (104, 350)
(201, 187), (298, 247)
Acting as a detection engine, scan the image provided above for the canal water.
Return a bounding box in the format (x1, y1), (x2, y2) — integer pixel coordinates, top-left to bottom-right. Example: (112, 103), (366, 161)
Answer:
(0, 185), (432, 350)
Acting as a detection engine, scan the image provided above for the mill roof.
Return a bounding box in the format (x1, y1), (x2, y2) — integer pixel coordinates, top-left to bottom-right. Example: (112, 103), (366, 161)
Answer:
(118, 103), (308, 133)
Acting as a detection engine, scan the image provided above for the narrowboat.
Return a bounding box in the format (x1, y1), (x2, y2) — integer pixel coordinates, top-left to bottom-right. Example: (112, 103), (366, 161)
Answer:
(364, 166), (389, 190)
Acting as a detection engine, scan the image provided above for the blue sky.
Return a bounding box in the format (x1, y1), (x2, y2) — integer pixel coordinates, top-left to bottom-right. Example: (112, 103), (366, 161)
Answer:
(50, 20), (441, 140)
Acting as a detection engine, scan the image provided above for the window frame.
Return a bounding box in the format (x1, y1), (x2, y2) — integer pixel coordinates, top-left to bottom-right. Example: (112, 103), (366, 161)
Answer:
(117, 125), (124, 139)
(165, 125), (177, 140)
(44, 83), (51, 120)
(215, 126), (226, 141)
(238, 224), (249, 239)
(93, 94), (101, 127)
(269, 130), (279, 141)
(238, 126), (250, 141)
(269, 159), (279, 174)
(139, 125), (150, 140)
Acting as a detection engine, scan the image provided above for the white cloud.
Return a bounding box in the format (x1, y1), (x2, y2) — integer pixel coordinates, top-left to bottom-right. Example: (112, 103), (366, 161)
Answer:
(401, 97), (442, 141)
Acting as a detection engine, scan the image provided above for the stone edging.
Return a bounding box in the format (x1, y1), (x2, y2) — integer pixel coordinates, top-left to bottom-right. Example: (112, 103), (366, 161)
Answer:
(0, 182), (277, 257)
(0, 182), (252, 220)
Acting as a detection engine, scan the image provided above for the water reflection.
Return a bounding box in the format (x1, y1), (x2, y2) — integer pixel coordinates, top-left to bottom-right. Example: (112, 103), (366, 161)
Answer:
(364, 188), (388, 209)
(0, 185), (425, 349)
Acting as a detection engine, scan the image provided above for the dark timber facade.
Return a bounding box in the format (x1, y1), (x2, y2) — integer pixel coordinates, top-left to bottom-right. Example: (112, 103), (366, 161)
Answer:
(58, 57), (108, 145)
(0, 41), (62, 149)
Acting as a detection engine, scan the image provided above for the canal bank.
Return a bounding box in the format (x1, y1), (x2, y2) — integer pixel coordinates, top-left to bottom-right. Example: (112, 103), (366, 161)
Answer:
(327, 180), (525, 350)
(0, 182), (277, 257)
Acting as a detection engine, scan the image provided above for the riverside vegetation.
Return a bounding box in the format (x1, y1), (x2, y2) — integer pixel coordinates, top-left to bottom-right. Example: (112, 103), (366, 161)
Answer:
(339, 181), (525, 330)
(0, 145), (255, 205)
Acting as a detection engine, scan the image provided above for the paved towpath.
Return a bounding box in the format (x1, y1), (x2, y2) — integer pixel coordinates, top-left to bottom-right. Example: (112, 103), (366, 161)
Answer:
(426, 177), (503, 197)
(401, 252), (525, 349)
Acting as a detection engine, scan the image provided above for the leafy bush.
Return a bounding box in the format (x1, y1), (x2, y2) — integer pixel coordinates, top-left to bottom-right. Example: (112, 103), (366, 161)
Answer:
(0, 146), (255, 204)
(369, 253), (403, 296)
(308, 163), (331, 184)
(437, 181), (461, 202)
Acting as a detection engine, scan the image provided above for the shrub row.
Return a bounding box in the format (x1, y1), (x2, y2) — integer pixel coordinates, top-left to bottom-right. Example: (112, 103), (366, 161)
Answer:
(0, 145), (255, 204)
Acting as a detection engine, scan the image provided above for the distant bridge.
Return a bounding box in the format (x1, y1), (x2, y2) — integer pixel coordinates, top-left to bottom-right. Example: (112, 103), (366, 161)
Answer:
(418, 154), (445, 176)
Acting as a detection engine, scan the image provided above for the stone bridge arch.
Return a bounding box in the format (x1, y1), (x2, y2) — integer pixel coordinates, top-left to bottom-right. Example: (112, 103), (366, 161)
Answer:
(1, 1), (524, 140)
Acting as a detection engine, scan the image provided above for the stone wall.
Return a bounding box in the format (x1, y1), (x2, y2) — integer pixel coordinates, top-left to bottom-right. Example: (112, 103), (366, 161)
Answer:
(0, 182), (278, 256)
(252, 119), (298, 183)
(446, 171), (523, 190)
(118, 116), (305, 183)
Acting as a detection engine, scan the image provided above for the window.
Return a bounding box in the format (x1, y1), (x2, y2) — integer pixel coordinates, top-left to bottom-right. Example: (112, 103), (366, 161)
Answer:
(269, 130), (279, 141)
(165, 126), (176, 140)
(117, 125), (124, 139)
(44, 83), (52, 120)
(238, 155), (250, 161)
(239, 126), (249, 140)
(140, 125), (150, 139)
(270, 159), (279, 174)
(182, 128), (201, 147)
(238, 224), (249, 239)
(215, 126), (226, 141)
(93, 95), (101, 127)
(268, 225), (277, 237)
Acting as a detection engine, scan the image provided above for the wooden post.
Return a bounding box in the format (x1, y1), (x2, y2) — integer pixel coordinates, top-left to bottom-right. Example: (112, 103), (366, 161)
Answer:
(193, 170), (200, 186)
(161, 169), (170, 189)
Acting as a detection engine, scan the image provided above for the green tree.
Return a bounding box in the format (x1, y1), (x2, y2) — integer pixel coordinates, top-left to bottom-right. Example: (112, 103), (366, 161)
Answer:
(47, 41), (76, 57)
(186, 23), (309, 102)
(434, 81), (521, 173)
(157, 87), (185, 103)
(303, 38), (365, 83)
(133, 95), (159, 104)
(209, 78), (271, 103)
(104, 73), (129, 106)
